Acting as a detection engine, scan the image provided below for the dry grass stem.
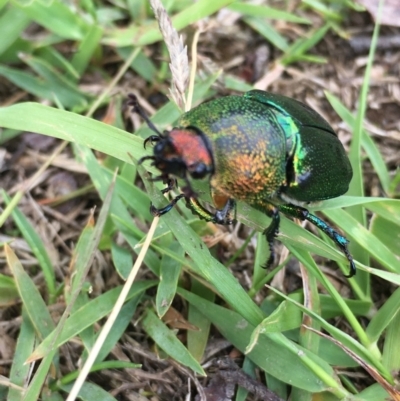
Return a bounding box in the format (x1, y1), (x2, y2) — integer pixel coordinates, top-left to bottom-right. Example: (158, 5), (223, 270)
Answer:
(66, 216), (161, 401)
(150, 0), (189, 109)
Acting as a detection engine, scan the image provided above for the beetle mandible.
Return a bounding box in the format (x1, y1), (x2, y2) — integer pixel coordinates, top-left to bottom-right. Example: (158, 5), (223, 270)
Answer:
(131, 90), (356, 277)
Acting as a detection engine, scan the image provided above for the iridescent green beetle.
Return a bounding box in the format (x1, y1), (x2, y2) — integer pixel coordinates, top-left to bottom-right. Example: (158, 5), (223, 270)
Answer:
(132, 90), (355, 277)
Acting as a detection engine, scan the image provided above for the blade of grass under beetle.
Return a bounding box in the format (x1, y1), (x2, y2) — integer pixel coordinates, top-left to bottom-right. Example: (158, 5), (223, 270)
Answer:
(324, 208), (400, 274)
(179, 288), (347, 397)
(140, 165), (265, 325)
(287, 246), (372, 350)
(366, 287), (400, 343)
(156, 242), (184, 318)
(370, 215), (400, 258)
(381, 309), (400, 375)
(265, 276), (392, 382)
(141, 309), (205, 376)
(187, 278), (215, 362)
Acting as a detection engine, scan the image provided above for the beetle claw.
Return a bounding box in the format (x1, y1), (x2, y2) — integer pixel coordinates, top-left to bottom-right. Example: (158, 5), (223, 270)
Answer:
(138, 155), (155, 165)
(144, 135), (161, 148)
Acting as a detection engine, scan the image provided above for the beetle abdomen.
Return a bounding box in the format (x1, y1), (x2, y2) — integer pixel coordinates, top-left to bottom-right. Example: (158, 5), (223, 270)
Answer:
(282, 126), (352, 202)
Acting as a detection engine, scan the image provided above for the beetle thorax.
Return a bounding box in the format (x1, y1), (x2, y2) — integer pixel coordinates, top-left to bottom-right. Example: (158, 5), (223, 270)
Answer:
(153, 128), (214, 180)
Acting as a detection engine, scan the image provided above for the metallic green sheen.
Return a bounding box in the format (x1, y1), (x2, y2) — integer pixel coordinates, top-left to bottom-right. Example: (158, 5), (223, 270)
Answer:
(245, 90), (353, 202)
(178, 95), (287, 205)
(177, 90), (352, 206)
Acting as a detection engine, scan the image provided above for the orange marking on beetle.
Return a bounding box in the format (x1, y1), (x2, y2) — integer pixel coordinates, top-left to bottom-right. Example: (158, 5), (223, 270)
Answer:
(212, 192), (230, 210)
(169, 129), (212, 168)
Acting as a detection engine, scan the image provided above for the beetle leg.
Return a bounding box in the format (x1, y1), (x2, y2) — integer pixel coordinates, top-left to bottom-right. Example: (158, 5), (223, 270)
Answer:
(128, 94), (163, 137)
(278, 204), (356, 278)
(214, 198), (236, 225)
(138, 155), (156, 165)
(211, 191), (236, 224)
(150, 194), (185, 217)
(144, 135), (161, 148)
(161, 178), (177, 194)
(262, 205), (280, 268)
(186, 197), (236, 225)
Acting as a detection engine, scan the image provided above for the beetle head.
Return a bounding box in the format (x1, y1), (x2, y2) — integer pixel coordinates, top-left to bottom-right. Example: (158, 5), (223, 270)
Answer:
(129, 95), (214, 194)
(152, 128), (214, 179)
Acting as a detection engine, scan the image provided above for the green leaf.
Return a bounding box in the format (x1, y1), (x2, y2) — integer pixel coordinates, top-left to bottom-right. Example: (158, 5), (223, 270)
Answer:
(156, 242), (184, 317)
(31, 281), (155, 359)
(60, 382), (118, 401)
(13, 0), (90, 40)
(0, 6), (30, 56)
(7, 308), (36, 401)
(180, 288), (345, 394)
(0, 273), (19, 307)
(0, 103), (144, 163)
(141, 309), (205, 376)
(370, 215), (400, 257)
(228, 3), (311, 24)
(103, 0), (236, 47)
(5, 245), (55, 339)
(3, 190), (56, 299)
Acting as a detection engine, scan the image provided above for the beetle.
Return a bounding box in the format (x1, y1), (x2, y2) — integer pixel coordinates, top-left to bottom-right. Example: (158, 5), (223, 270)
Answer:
(130, 90), (356, 277)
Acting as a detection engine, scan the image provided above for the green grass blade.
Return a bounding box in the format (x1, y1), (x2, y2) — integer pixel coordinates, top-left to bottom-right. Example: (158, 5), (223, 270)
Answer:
(58, 361), (141, 387)
(187, 279), (214, 362)
(13, 0), (90, 39)
(366, 287), (400, 343)
(5, 245), (55, 339)
(0, 273), (18, 307)
(0, 6), (30, 56)
(243, 16), (289, 51)
(370, 215), (400, 257)
(20, 53), (89, 108)
(60, 382), (118, 401)
(71, 24), (103, 75)
(324, 208), (400, 274)
(104, 0), (236, 47)
(381, 310), (400, 373)
(180, 288), (347, 396)
(7, 308), (36, 401)
(22, 348), (58, 401)
(266, 269), (391, 380)
(156, 242), (184, 317)
(325, 91), (390, 193)
(229, 3), (311, 24)
(3, 191), (56, 300)
(31, 281), (154, 359)
(95, 297), (142, 364)
(141, 309), (205, 376)
(282, 24), (329, 65)
(0, 103), (144, 163)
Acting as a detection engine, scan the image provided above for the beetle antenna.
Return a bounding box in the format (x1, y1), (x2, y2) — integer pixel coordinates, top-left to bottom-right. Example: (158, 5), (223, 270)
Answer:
(128, 94), (163, 136)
